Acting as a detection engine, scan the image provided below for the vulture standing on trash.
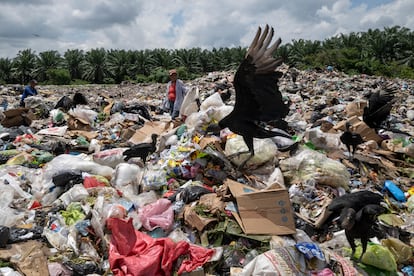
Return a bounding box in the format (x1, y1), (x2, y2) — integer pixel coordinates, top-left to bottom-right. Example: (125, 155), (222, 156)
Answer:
(341, 204), (387, 262)
(363, 89), (394, 129)
(123, 134), (158, 163)
(340, 122), (364, 160)
(218, 25), (292, 169)
(316, 190), (384, 229)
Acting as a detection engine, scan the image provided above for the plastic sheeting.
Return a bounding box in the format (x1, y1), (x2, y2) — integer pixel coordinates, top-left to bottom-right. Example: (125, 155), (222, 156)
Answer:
(107, 217), (214, 276)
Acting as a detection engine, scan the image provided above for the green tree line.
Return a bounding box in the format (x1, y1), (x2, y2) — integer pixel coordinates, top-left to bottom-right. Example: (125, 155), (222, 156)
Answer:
(0, 25), (413, 85)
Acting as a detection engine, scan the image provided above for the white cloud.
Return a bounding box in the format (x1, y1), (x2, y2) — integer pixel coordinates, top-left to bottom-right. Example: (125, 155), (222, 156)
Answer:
(0, 0), (412, 58)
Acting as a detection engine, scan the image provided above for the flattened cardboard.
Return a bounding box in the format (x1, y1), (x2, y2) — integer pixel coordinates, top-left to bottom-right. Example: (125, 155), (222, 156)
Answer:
(184, 205), (217, 232)
(345, 101), (367, 117)
(1, 108), (34, 127)
(129, 121), (174, 145)
(225, 179), (296, 235)
(334, 116), (382, 143)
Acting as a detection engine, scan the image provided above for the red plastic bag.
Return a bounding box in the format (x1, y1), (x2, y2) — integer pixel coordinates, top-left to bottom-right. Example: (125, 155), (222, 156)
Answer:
(107, 218), (214, 276)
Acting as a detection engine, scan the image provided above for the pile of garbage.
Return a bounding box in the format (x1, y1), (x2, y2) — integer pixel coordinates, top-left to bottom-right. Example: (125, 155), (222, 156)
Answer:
(0, 66), (413, 275)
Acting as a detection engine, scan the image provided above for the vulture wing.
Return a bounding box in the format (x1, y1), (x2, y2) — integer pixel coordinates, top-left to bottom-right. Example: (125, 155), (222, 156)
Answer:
(232, 25), (288, 122)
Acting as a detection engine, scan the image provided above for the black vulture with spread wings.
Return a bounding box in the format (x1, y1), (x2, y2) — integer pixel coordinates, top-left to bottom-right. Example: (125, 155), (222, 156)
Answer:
(363, 88), (395, 130)
(218, 25), (291, 168)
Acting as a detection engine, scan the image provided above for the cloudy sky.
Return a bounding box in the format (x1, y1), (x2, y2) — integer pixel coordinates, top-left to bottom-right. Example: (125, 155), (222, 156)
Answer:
(1, 0), (413, 58)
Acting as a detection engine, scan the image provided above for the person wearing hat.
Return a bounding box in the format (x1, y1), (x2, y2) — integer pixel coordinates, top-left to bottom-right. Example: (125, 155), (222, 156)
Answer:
(20, 79), (38, 107)
(166, 69), (187, 120)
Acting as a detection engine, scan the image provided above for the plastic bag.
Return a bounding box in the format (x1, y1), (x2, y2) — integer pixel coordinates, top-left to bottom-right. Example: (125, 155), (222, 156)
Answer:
(58, 184), (89, 207)
(107, 217), (214, 276)
(304, 127), (343, 152)
(280, 148), (350, 190)
(69, 106), (97, 125)
(111, 163), (142, 188)
(138, 198), (174, 231)
(224, 135), (277, 167)
(92, 148), (128, 168)
(44, 154), (114, 182)
(352, 243), (397, 272)
(180, 86), (200, 118)
(381, 237), (413, 264)
(142, 167), (167, 191)
(235, 247), (312, 276)
(200, 92), (224, 111)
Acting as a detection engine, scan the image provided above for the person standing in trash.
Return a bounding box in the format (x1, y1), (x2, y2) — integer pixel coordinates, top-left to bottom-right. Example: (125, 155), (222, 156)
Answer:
(166, 69), (187, 120)
(20, 79), (38, 107)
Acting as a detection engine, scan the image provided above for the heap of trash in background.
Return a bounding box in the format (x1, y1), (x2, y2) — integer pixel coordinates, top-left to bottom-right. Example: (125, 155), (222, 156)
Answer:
(0, 65), (413, 276)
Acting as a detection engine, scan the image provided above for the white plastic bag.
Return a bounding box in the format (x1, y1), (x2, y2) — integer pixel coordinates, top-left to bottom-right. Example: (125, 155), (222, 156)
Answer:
(200, 92), (224, 111)
(224, 135), (277, 167)
(280, 148), (350, 190)
(92, 148), (128, 168)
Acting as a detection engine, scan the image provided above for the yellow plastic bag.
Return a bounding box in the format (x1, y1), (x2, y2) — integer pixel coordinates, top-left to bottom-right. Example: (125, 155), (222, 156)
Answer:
(381, 237), (413, 264)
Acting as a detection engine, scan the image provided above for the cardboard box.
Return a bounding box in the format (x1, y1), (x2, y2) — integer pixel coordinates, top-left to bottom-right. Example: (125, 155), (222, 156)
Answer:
(225, 179), (296, 235)
(129, 121), (174, 144)
(334, 116), (382, 143)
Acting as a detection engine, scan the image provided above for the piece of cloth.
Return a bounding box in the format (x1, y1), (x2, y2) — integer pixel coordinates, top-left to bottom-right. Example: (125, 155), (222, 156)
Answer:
(107, 217), (214, 276)
(20, 85), (38, 106)
(166, 79), (186, 118)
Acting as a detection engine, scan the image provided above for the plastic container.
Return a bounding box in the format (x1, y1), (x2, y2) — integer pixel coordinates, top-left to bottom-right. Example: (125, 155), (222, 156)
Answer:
(384, 180), (406, 202)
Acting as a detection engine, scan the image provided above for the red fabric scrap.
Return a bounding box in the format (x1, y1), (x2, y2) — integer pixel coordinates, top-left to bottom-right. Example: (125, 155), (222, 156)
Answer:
(107, 217), (214, 276)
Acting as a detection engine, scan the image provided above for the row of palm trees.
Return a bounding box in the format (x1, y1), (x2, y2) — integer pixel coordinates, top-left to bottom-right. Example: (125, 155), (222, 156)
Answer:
(0, 25), (413, 85)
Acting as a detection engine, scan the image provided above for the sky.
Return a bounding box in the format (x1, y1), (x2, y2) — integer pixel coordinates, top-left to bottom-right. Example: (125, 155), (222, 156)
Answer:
(0, 0), (413, 58)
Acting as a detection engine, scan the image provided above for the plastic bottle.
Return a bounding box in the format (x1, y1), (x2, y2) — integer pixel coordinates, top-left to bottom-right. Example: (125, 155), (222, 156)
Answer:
(384, 180), (406, 202)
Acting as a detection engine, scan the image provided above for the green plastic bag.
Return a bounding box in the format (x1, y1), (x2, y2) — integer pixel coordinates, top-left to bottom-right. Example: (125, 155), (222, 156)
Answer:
(352, 243), (397, 272)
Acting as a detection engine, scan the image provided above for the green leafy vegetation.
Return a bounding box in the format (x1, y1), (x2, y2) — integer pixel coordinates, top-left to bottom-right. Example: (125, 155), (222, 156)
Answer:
(0, 26), (413, 85)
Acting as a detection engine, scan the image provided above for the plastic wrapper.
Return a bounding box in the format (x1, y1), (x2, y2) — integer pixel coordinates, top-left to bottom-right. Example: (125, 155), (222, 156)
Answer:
(138, 198), (174, 231)
(88, 138), (101, 153)
(58, 184), (89, 207)
(92, 148), (128, 168)
(5, 152), (34, 166)
(37, 126), (68, 136)
(168, 185), (213, 204)
(224, 135), (277, 167)
(280, 148), (350, 190)
(0, 185), (25, 227)
(60, 202), (86, 226)
(68, 106), (98, 125)
(0, 267), (23, 276)
(0, 173), (31, 199)
(295, 242), (325, 261)
(235, 247), (322, 276)
(142, 166), (167, 191)
(305, 127), (343, 152)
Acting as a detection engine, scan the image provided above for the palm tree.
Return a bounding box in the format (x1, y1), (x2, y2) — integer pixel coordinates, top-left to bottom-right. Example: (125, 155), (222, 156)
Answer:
(0, 57), (13, 83)
(83, 48), (108, 84)
(107, 49), (129, 83)
(12, 49), (37, 84)
(150, 48), (175, 70)
(35, 50), (62, 82)
(128, 49), (153, 78)
(64, 49), (84, 80)
(198, 49), (214, 72)
(172, 48), (202, 73)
